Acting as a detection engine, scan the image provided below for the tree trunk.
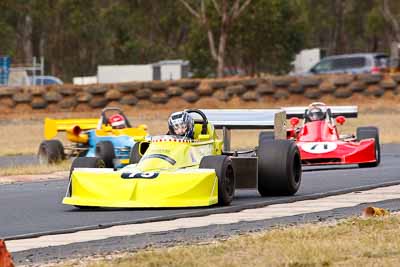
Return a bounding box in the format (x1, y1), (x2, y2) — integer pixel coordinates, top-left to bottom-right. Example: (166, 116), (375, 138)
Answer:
(23, 15), (33, 63)
(331, 0), (346, 54)
(382, 0), (400, 42)
(217, 29), (227, 77)
(179, 0), (252, 78)
(17, 14), (33, 63)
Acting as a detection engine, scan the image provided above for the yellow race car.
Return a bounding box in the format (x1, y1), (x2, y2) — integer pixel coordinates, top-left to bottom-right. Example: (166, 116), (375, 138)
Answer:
(63, 109), (301, 208)
(38, 107), (147, 168)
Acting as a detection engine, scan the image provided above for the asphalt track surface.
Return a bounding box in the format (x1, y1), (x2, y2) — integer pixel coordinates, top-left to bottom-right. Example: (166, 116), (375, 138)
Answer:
(1, 144), (400, 240)
(14, 199), (400, 265)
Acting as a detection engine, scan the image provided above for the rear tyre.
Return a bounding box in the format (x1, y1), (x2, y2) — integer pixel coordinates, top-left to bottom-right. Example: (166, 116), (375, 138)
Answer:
(95, 141), (115, 168)
(38, 139), (65, 164)
(69, 157), (105, 209)
(357, 126), (380, 168)
(259, 131), (275, 141)
(200, 155), (235, 206)
(257, 138), (301, 196)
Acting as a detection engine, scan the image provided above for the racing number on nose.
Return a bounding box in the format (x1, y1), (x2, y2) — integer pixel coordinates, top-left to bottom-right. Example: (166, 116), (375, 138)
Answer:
(302, 142), (337, 154)
(311, 143), (328, 151)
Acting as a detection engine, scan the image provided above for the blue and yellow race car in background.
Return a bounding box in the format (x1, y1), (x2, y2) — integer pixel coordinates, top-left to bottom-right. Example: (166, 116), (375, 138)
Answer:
(38, 107), (147, 168)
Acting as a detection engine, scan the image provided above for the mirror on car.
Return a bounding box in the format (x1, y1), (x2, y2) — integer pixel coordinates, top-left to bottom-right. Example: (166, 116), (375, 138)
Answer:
(290, 117), (300, 127)
(335, 116), (346, 125)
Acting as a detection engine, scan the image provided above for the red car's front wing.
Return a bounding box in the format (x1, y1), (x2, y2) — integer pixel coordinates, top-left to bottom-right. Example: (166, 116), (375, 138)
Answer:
(297, 139), (377, 165)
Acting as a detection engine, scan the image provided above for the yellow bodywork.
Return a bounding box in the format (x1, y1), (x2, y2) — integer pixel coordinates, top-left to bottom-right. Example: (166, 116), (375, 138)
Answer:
(44, 118), (99, 140)
(93, 127), (147, 141)
(63, 123), (224, 208)
(44, 117), (147, 143)
(63, 168), (219, 207)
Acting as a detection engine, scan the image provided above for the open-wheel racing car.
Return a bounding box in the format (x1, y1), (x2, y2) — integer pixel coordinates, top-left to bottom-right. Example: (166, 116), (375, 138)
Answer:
(38, 107), (147, 168)
(62, 109), (302, 208)
(282, 102), (380, 168)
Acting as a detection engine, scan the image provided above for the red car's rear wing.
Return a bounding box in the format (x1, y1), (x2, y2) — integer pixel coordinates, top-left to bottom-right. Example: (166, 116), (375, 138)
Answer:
(282, 106), (358, 119)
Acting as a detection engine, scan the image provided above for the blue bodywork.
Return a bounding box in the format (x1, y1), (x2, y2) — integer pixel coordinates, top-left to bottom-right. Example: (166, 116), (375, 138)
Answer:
(84, 130), (136, 168)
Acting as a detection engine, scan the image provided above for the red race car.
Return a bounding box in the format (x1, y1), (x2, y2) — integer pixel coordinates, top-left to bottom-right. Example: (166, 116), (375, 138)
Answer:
(282, 102), (380, 168)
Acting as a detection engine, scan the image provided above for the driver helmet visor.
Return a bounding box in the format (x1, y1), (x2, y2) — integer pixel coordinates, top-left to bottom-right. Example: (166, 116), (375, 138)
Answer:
(309, 109), (324, 120)
(111, 120), (126, 129)
(172, 121), (188, 135)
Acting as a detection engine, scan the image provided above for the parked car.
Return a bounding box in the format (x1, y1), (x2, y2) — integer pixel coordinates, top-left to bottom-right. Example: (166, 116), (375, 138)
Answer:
(29, 75), (63, 85)
(307, 53), (389, 75)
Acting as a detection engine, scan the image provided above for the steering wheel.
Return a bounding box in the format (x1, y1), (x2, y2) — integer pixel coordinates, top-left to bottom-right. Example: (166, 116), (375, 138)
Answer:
(101, 107), (132, 128)
(185, 109), (208, 135)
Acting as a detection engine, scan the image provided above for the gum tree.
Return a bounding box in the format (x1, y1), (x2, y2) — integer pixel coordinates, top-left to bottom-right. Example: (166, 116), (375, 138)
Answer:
(179, 0), (252, 77)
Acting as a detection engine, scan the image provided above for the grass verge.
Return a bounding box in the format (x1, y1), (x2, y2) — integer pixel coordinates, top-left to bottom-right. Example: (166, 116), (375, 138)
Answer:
(55, 214), (400, 267)
(0, 112), (399, 157)
(0, 161), (70, 177)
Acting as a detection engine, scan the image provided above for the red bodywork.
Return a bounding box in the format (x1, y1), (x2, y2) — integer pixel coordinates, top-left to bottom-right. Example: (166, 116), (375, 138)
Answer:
(288, 120), (377, 166)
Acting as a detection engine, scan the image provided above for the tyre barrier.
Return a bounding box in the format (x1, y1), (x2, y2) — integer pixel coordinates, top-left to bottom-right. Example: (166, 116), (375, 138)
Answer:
(0, 74), (399, 112)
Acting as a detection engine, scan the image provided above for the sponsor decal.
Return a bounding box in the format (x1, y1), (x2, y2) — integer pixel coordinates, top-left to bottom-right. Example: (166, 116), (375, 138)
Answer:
(194, 144), (213, 158)
(141, 154), (176, 165)
(189, 150), (197, 163)
(301, 142), (337, 154)
(148, 148), (170, 154)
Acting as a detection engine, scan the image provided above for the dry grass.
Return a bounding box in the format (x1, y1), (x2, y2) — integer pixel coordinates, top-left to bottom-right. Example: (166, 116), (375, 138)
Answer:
(0, 161), (70, 176)
(52, 214), (400, 267)
(0, 122), (44, 156)
(0, 110), (398, 156)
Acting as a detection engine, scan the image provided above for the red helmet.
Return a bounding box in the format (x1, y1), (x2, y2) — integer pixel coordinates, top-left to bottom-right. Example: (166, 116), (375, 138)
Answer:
(108, 114), (126, 129)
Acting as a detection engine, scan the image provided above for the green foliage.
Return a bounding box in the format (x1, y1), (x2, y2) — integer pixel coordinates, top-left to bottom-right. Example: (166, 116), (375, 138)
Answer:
(229, 0), (305, 74)
(0, 0), (398, 80)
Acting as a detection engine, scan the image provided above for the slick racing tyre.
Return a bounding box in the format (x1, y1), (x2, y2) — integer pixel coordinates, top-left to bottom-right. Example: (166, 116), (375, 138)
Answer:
(357, 126), (380, 168)
(257, 138), (301, 196)
(69, 157), (105, 210)
(95, 141), (115, 168)
(38, 139), (65, 164)
(259, 131), (275, 142)
(129, 143), (142, 164)
(129, 142), (149, 164)
(200, 155), (235, 206)
(69, 157), (106, 177)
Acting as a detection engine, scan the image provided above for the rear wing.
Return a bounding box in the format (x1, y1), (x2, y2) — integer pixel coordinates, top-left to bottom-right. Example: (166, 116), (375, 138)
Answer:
(44, 118), (99, 140)
(200, 109), (286, 151)
(282, 106), (358, 119)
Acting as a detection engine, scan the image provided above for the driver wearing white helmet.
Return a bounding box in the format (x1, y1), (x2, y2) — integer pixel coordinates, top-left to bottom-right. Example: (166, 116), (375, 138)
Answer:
(168, 111), (194, 139)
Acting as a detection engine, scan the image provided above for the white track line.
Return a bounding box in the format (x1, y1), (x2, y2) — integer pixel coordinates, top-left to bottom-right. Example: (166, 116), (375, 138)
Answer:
(7, 184), (400, 253)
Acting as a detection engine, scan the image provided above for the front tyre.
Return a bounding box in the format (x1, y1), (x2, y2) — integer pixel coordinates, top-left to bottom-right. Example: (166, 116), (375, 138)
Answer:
(129, 143), (142, 164)
(95, 141), (115, 168)
(70, 157), (106, 176)
(257, 139), (301, 196)
(357, 126), (380, 168)
(200, 155), (235, 206)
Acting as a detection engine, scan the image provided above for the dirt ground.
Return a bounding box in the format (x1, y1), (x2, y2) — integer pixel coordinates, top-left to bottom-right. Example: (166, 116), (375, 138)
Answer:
(0, 95), (399, 157)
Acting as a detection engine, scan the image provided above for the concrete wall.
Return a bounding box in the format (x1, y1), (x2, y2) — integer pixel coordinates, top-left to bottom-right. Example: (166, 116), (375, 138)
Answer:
(97, 65), (153, 83)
